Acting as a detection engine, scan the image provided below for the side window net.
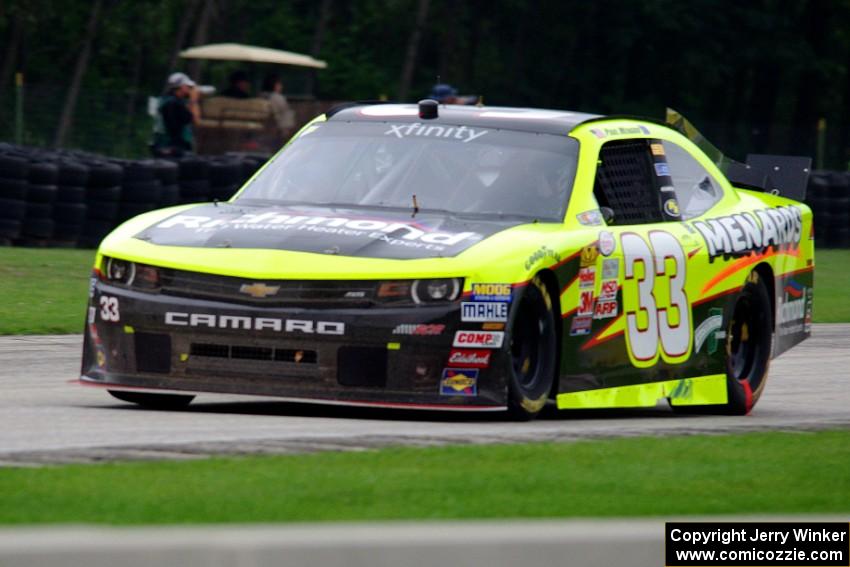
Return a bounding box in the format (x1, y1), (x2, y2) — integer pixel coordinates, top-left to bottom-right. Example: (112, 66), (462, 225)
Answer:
(593, 139), (662, 225)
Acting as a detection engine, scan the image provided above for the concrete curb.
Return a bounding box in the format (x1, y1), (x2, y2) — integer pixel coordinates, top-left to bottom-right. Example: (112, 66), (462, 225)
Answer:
(0, 517), (847, 567)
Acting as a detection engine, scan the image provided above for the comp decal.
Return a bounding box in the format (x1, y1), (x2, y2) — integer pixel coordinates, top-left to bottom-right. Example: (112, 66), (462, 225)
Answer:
(620, 231), (692, 368)
(453, 331), (504, 348)
(692, 205), (803, 261)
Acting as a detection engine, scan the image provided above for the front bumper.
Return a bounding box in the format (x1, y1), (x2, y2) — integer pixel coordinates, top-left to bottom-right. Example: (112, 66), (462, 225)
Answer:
(81, 281), (510, 409)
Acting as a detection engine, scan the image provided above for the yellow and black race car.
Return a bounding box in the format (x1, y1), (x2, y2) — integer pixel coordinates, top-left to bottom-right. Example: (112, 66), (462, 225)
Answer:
(81, 102), (814, 420)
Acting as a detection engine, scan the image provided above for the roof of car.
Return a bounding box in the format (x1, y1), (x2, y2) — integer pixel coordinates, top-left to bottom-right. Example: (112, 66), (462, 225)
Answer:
(326, 103), (603, 136)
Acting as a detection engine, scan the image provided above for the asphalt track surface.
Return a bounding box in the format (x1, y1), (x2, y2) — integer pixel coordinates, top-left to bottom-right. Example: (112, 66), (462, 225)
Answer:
(1, 324), (848, 466)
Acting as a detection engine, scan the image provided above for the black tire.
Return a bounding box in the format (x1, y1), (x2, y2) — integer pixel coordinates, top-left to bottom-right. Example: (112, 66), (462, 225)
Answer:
(506, 276), (558, 420)
(0, 219), (21, 239)
(81, 219), (116, 238)
(118, 201), (158, 221)
(0, 155), (28, 179)
(0, 198), (26, 220)
(122, 180), (163, 203)
(152, 159), (179, 185)
(122, 160), (157, 183)
(178, 157), (209, 180)
(674, 271), (773, 415)
(209, 160), (243, 187)
(210, 184), (239, 201)
(159, 184), (181, 206)
(28, 161), (59, 185)
(56, 185), (86, 204)
(87, 185), (122, 202)
(0, 178), (28, 199)
(86, 200), (120, 221)
(108, 390), (195, 410)
(25, 202), (52, 219)
(180, 179), (210, 200)
(87, 162), (123, 187)
(27, 184), (58, 204)
(22, 218), (54, 238)
(52, 222), (83, 242)
(53, 202), (87, 224)
(57, 160), (89, 186)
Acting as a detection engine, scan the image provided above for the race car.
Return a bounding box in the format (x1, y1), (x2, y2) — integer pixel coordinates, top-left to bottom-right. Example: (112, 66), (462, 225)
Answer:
(80, 101), (814, 419)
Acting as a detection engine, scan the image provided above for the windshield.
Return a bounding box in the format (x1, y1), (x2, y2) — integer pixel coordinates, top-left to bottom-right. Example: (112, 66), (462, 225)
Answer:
(235, 121), (579, 221)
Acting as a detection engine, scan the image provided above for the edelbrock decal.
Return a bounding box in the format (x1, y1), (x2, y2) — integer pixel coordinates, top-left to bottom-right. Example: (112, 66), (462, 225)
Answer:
(155, 212), (480, 252)
(385, 122), (489, 143)
(447, 349), (491, 368)
(165, 312), (345, 335)
(692, 206), (803, 260)
(461, 301), (509, 322)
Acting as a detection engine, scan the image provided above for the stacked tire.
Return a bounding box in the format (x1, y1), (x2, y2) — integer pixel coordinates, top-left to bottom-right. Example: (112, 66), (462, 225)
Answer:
(177, 157), (210, 204)
(118, 160), (161, 223)
(153, 159), (180, 208)
(52, 160), (89, 246)
(80, 160), (123, 249)
(209, 158), (244, 201)
(0, 154), (29, 243)
(806, 171), (850, 248)
(22, 158), (55, 244)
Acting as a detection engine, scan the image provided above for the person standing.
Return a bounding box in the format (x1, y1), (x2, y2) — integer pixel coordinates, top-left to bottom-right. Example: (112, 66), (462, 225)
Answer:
(260, 73), (296, 135)
(151, 72), (201, 157)
(221, 70), (252, 99)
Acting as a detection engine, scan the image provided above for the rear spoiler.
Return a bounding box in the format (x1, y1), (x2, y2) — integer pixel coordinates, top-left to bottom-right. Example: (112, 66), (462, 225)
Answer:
(665, 109), (812, 202)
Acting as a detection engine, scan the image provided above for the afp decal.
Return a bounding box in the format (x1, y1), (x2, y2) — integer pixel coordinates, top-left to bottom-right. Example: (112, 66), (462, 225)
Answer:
(593, 299), (618, 319)
(692, 205), (803, 261)
(439, 368), (478, 396)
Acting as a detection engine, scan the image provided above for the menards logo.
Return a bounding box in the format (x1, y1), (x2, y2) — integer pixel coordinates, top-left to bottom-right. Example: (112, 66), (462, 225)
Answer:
(692, 205), (802, 260)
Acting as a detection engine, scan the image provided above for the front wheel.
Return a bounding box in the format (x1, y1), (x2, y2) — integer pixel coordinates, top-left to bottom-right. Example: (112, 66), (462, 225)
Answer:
(108, 390), (195, 410)
(506, 276), (558, 420)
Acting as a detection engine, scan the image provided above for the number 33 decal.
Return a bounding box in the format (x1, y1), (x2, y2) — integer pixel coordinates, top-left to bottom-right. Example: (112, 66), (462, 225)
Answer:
(621, 232), (692, 368)
(99, 296), (120, 322)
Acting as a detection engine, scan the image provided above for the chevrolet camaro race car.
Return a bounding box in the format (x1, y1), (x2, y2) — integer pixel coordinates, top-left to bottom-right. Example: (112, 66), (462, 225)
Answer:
(80, 101), (814, 419)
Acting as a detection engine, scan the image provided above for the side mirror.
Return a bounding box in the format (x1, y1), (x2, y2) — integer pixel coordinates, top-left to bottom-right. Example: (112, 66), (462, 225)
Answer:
(600, 206), (615, 225)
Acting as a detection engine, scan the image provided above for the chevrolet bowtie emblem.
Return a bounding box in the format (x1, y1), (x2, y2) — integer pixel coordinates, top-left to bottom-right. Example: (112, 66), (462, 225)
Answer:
(239, 283), (281, 298)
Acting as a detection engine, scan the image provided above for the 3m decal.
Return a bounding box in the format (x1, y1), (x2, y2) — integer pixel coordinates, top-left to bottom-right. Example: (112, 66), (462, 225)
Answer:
(99, 296), (120, 322)
(385, 123), (489, 143)
(694, 308), (724, 354)
(165, 312), (345, 335)
(392, 324), (445, 336)
(470, 283), (512, 302)
(692, 205), (803, 260)
(461, 301), (509, 322)
(569, 315), (592, 336)
(621, 231), (692, 368)
(577, 289), (595, 317)
(598, 231), (616, 256)
(654, 162), (670, 177)
(447, 349), (491, 368)
(453, 331), (504, 348)
(525, 245), (561, 270)
(439, 368), (479, 396)
(593, 299), (618, 320)
(576, 210), (604, 226)
(602, 258), (619, 279)
(578, 266), (596, 289)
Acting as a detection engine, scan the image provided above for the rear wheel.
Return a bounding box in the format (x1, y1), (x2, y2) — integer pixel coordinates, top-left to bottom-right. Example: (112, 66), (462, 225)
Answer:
(108, 390), (195, 410)
(506, 276), (557, 420)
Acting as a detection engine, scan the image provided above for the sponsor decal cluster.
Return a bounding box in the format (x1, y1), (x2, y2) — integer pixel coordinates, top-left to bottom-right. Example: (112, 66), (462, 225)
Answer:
(778, 279), (809, 336)
(524, 245), (562, 270)
(453, 330), (504, 348)
(572, 243), (599, 335)
(439, 368), (479, 396)
(470, 283), (512, 303)
(385, 122), (489, 143)
(165, 312), (345, 335)
(155, 212), (481, 253)
(392, 323), (445, 336)
(461, 301), (508, 322)
(694, 307), (725, 355)
(692, 205), (803, 260)
(448, 349), (491, 368)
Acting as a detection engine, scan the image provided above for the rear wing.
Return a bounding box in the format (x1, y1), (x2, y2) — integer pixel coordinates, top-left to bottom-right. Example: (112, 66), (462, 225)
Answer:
(665, 109), (811, 202)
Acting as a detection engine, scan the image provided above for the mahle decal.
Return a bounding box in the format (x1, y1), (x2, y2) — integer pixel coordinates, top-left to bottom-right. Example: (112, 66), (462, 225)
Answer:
(692, 205), (802, 260)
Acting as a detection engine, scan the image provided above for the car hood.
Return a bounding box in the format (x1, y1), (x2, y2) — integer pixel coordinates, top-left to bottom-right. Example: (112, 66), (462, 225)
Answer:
(133, 202), (527, 260)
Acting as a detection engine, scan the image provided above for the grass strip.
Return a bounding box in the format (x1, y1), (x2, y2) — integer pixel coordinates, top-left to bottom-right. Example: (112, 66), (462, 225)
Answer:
(0, 430), (847, 524)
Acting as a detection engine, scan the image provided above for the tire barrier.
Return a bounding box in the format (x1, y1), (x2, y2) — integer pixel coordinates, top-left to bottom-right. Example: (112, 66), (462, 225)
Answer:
(806, 171), (850, 249)
(0, 145), (270, 248)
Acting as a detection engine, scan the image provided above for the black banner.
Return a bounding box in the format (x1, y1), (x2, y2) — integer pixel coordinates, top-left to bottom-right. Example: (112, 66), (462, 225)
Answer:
(666, 522), (849, 566)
